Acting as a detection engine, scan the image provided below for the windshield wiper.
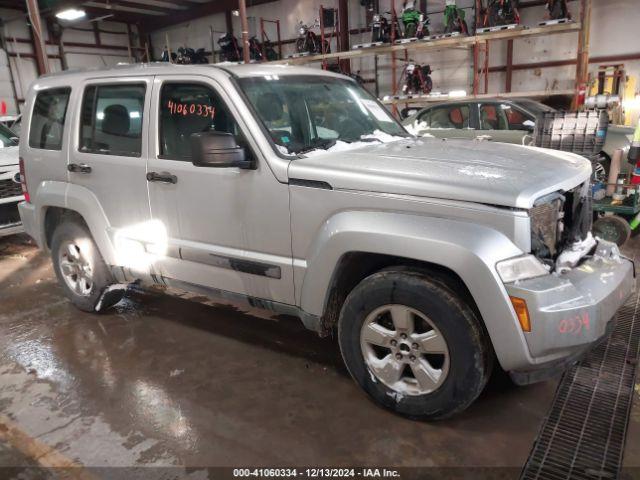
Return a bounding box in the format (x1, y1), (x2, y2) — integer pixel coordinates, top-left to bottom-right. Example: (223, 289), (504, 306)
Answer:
(295, 138), (340, 154)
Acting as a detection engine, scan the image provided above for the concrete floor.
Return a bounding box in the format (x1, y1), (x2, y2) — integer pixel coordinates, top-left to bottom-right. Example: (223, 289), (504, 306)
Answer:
(0, 233), (638, 477)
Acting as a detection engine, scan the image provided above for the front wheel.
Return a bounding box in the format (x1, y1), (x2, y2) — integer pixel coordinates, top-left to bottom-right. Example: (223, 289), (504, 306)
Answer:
(404, 22), (417, 38)
(51, 218), (124, 312)
(295, 37), (307, 53)
(338, 270), (493, 420)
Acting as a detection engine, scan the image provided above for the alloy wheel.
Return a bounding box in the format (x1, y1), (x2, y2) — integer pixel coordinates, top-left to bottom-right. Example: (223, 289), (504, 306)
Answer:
(58, 240), (94, 297)
(360, 304), (450, 396)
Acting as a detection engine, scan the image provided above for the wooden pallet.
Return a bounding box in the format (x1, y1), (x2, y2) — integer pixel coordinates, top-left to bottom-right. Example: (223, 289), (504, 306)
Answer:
(394, 37), (420, 45)
(352, 41), (385, 50)
(538, 18), (574, 27)
(285, 51), (311, 59)
(477, 24), (525, 34)
(428, 31), (462, 40)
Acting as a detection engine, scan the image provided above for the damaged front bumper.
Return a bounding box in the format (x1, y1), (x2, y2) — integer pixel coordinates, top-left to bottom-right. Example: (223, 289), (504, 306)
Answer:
(505, 240), (635, 384)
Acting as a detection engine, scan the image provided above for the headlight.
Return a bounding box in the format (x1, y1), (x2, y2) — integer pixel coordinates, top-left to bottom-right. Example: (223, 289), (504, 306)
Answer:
(373, 14), (380, 21)
(496, 255), (549, 283)
(299, 27), (306, 35)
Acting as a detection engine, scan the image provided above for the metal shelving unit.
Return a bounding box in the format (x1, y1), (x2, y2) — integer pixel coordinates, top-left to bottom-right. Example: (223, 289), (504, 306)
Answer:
(264, 0), (590, 115)
(270, 22), (580, 66)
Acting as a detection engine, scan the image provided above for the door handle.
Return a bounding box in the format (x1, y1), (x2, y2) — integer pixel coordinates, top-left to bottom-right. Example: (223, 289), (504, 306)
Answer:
(68, 163), (92, 174)
(146, 171), (178, 184)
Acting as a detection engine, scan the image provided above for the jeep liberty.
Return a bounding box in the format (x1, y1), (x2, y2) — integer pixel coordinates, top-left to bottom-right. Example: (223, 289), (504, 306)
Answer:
(18, 64), (635, 419)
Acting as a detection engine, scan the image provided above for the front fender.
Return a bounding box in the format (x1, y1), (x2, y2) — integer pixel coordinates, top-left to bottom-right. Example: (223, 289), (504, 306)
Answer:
(33, 181), (116, 265)
(298, 210), (532, 371)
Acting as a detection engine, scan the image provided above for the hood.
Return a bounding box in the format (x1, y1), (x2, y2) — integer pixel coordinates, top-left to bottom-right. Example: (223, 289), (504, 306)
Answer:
(288, 137), (591, 209)
(0, 146), (19, 169)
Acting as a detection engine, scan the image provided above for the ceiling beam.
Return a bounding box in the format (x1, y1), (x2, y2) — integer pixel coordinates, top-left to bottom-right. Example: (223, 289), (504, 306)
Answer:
(141, 0), (279, 31)
(84, 1), (169, 15)
(110, 0), (187, 11)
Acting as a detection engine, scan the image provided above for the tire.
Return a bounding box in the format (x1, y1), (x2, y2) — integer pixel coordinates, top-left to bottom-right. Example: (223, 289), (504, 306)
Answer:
(592, 154), (610, 183)
(295, 38), (307, 53)
(489, 5), (501, 26)
(338, 270), (493, 420)
(404, 22), (416, 39)
(423, 76), (433, 94)
(51, 218), (124, 312)
(593, 216), (632, 247)
(371, 26), (381, 43)
(549, 0), (565, 19)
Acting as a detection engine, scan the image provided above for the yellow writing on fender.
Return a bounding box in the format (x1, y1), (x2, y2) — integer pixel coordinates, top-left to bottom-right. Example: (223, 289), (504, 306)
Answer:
(167, 100), (215, 119)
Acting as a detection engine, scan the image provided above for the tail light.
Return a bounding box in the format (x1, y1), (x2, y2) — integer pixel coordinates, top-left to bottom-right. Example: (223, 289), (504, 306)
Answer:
(19, 157), (30, 203)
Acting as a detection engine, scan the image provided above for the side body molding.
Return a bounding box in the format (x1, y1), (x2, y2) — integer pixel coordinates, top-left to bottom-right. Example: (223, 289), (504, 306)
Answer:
(297, 210), (531, 371)
(33, 181), (117, 265)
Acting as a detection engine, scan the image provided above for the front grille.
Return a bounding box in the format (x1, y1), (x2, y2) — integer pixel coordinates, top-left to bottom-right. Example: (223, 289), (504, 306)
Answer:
(521, 291), (640, 480)
(0, 202), (21, 226)
(0, 178), (22, 199)
(530, 196), (564, 258)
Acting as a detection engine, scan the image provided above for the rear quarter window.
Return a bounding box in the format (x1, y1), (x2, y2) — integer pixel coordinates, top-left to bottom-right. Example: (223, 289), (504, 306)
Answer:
(28, 87), (71, 150)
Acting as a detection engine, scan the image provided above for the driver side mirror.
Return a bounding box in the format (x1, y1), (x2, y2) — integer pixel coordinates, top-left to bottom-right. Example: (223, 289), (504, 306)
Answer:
(190, 131), (254, 169)
(522, 119), (535, 133)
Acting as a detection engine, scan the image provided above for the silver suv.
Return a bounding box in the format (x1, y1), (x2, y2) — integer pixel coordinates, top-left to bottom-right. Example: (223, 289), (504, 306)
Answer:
(18, 64), (635, 420)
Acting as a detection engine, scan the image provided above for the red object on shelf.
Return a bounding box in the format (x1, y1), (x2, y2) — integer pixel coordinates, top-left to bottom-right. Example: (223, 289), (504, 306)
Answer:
(0, 101), (6, 115)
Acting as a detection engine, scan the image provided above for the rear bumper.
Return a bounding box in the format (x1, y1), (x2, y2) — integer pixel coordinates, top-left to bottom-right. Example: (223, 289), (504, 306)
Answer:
(504, 240), (634, 378)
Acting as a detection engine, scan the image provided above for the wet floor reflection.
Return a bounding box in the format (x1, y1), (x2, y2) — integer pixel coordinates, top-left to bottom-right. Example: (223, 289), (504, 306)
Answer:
(0, 237), (560, 467)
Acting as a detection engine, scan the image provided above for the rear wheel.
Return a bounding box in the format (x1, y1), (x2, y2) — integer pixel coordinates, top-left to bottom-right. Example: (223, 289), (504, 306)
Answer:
(51, 218), (124, 312)
(338, 270), (492, 420)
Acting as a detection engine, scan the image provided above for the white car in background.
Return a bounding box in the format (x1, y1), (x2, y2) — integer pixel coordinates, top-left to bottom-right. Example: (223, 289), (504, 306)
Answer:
(0, 123), (23, 237)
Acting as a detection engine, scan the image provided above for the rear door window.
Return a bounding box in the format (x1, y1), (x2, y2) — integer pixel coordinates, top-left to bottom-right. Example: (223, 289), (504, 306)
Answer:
(502, 104), (534, 130)
(425, 105), (471, 129)
(29, 87), (71, 150)
(79, 83), (145, 157)
(479, 104), (508, 130)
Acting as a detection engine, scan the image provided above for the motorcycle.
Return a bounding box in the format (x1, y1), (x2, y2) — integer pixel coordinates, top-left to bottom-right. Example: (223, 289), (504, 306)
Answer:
(218, 33), (242, 62)
(176, 47), (208, 64)
(371, 11), (398, 44)
(296, 20), (330, 54)
(546, 0), (571, 20)
(401, 2), (430, 39)
(443, 0), (469, 34)
(482, 0), (521, 27)
(248, 36), (264, 61)
(402, 63), (433, 95)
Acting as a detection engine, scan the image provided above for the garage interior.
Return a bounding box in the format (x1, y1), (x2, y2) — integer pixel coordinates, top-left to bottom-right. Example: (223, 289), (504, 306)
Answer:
(0, 0), (640, 478)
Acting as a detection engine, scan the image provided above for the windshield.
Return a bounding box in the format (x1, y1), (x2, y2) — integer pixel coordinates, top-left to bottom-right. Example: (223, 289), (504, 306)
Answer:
(517, 99), (556, 116)
(0, 124), (18, 147)
(238, 75), (408, 155)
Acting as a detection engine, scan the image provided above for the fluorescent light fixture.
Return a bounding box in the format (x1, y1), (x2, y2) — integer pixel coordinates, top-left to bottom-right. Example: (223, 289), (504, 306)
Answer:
(56, 8), (86, 21)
